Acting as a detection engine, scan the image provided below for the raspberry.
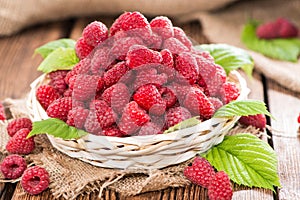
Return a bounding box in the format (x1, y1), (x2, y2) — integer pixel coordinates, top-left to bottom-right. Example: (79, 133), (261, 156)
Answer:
(82, 21), (108, 47)
(46, 97), (72, 122)
(72, 74), (103, 101)
(102, 126), (124, 137)
(101, 83), (130, 114)
(6, 128), (35, 155)
(168, 82), (191, 104)
(175, 52), (199, 85)
(146, 33), (163, 50)
(220, 82), (240, 104)
(90, 46), (111, 74)
(133, 84), (166, 116)
(7, 118), (32, 137)
(165, 106), (191, 128)
(110, 37), (144, 61)
(209, 97), (223, 111)
(298, 113), (300, 123)
(21, 166), (50, 195)
(276, 18), (298, 38)
(64, 58), (91, 85)
(48, 70), (68, 95)
(92, 100), (117, 129)
(118, 101), (150, 135)
(36, 85), (60, 110)
(150, 16), (174, 39)
(126, 45), (163, 69)
(162, 37), (189, 55)
(66, 107), (89, 129)
(0, 102), (6, 120)
(238, 114), (267, 130)
(208, 171), (233, 200)
(159, 87), (177, 108)
(75, 37), (94, 60)
(173, 27), (192, 50)
(0, 154), (27, 179)
(103, 61), (129, 87)
(160, 49), (174, 69)
(110, 12), (132, 36)
(84, 111), (103, 135)
(256, 22), (278, 39)
(184, 157), (216, 188)
(184, 86), (215, 119)
(138, 122), (162, 135)
(192, 49), (214, 63)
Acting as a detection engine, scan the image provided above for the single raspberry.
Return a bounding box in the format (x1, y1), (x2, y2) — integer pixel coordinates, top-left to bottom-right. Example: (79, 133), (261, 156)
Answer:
(6, 128), (35, 155)
(84, 111), (103, 135)
(90, 46), (112, 74)
(133, 84), (166, 116)
(184, 86), (215, 119)
(276, 18), (298, 38)
(66, 107), (89, 129)
(72, 74), (103, 101)
(238, 114), (267, 130)
(101, 83), (130, 114)
(103, 61), (129, 87)
(220, 82), (240, 104)
(46, 97), (72, 122)
(159, 87), (177, 108)
(126, 45), (163, 69)
(0, 154), (27, 179)
(162, 37), (189, 55)
(64, 58), (91, 85)
(110, 12), (132, 36)
(110, 36), (144, 61)
(92, 100), (117, 129)
(82, 21), (108, 47)
(21, 166), (50, 195)
(209, 97), (223, 111)
(165, 106), (191, 128)
(208, 171), (233, 200)
(63, 89), (73, 97)
(256, 22), (278, 39)
(184, 157), (216, 188)
(118, 101), (150, 135)
(160, 49), (174, 69)
(150, 16), (174, 39)
(192, 49), (214, 63)
(173, 27), (192, 50)
(7, 118), (32, 137)
(168, 82), (191, 104)
(48, 70), (68, 95)
(175, 52), (199, 85)
(0, 102), (6, 120)
(36, 85), (60, 110)
(138, 122), (162, 135)
(298, 113), (300, 123)
(75, 37), (94, 60)
(102, 126), (125, 137)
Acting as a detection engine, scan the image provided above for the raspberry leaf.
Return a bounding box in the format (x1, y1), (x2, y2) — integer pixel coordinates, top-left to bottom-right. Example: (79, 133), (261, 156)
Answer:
(37, 47), (79, 73)
(202, 133), (281, 191)
(35, 39), (76, 58)
(241, 21), (300, 62)
(195, 43), (254, 77)
(164, 116), (201, 134)
(28, 118), (88, 140)
(213, 100), (272, 118)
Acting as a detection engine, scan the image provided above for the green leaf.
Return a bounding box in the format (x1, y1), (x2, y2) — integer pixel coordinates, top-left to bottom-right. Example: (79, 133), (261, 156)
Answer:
(28, 118), (88, 140)
(37, 47), (79, 73)
(195, 44), (254, 77)
(213, 99), (272, 118)
(35, 39), (76, 59)
(164, 116), (201, 134)
(202, 133), (281, 191)
(241, 21), (300, 62)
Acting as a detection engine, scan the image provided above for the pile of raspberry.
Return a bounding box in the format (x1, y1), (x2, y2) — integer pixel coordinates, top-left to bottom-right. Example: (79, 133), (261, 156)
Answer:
(36, 11), (241, 137)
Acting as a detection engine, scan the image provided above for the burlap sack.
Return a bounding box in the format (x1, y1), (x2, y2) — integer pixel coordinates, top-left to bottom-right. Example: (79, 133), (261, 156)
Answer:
(0, 0), (238, 36)
(186, 0), (300, 93)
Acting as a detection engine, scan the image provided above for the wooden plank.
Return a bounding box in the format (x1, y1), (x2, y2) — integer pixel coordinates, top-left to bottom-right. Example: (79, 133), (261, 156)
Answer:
(267, 79), (300, 200)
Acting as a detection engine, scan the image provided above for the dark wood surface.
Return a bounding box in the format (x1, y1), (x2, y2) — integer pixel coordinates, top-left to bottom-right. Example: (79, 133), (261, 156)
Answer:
(0, 15), (299, 200)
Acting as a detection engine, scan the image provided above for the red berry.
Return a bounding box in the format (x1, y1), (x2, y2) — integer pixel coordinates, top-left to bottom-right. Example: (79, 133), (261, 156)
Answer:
(84, 111), (103, 135)
(36, 85), (60, 110)
(208, 171), (233, 200)
(238, 114), (267, 130)
(159, 87), (177, 108)
(133, 84), (166, 116)
(92, 100), (117, 129)
(298, 113), (300, 123)
(209, 97), (223, 111)
(0, 154), (27, 179)
(66, 107), (89, 129)
(184, 157), (216, 188)
(6, 128), (35, 155)
(21, 166), (50, 195)
(165, 106), (191, 128)
(160, 49), (174, 69)
(175, 52), (199, 85)
(138, 122), (162, 135)
(220, 82), (240, 104)
(184, 86), (215, 119)
(146, 33), (163, 50)
(102, 126), (124, 137)
(82, 21), (108, 47)
(103, 61), (129, 87)
(110, 37), (144, 61)
(48, 70), (68, 95)
(163, 37), (189, 55)
(150, 16), (174, 39)
(75, 37), (94, 60)
(256, 22), (279, 39)
(173, 27), (192, 50)
(7, 118), (32, 137)
(46, 97), (72, 122)
(0, 102), (6, 120)
(110, 12), (132, 36)
(276, 18), (298, 38)
(126, 45), (163, 69)
(65, 58), (91, 85)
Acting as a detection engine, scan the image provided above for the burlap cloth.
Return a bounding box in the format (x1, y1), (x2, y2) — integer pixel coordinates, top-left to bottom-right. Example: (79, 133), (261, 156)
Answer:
(0, 99), (263, 199)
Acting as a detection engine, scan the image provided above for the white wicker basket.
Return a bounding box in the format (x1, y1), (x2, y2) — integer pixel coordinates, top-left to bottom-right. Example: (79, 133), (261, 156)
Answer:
(27, 70), (249, 170)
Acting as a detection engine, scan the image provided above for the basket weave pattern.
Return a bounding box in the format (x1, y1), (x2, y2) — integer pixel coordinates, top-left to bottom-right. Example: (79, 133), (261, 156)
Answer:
(27, 71), (249, 169)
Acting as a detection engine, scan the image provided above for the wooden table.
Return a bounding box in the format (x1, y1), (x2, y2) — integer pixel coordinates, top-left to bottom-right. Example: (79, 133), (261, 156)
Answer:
(0, 16), (299, 200)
